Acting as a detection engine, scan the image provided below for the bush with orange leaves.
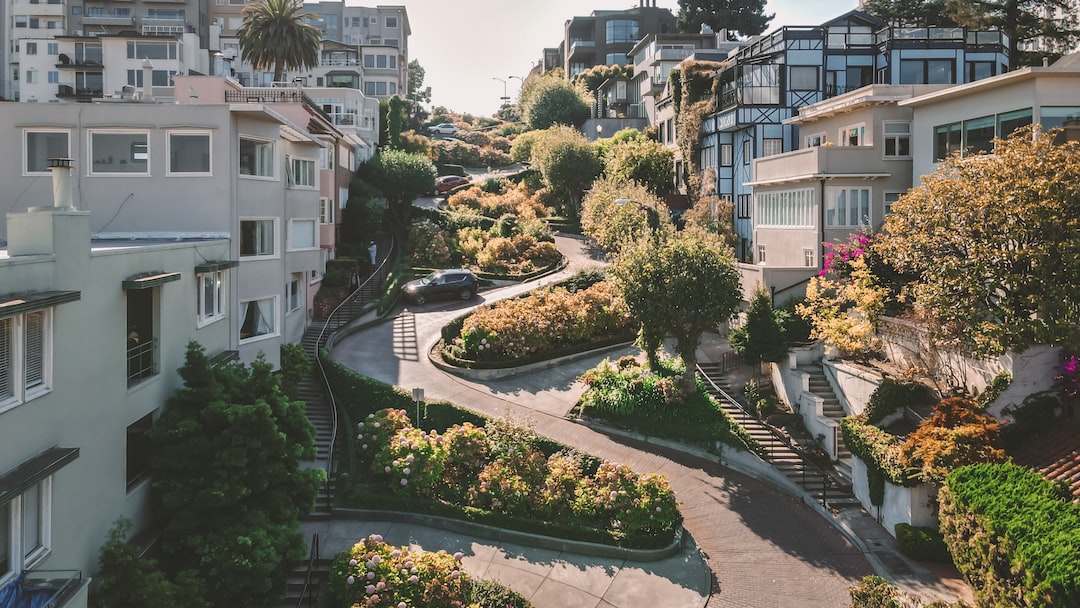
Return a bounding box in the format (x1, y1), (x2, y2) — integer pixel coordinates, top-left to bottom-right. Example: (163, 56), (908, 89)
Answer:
(899, 397), (1006, 485)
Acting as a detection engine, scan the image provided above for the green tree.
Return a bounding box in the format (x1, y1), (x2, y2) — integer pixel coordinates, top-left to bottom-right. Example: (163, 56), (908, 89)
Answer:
(874, 126), (1080, 356)
(614, 231), (742, 388)
(520, 73), (591, 130)
(949, 0), (1079, 65)
(151, 343), (322, 608)
(91, 519), (204, 608)
(359, 149), (437, 242)
(860, 0), (959, 26)
(580, 175), (673, 258)
(532, 126), (602, 219)
(730, 285), (789, 372)
(236, 0), (321, 84)
(386, 95), (409, 149)
(406, 59), (431, 127)
(339, 175), (384, 257)
(676, 0), (773, 38)
(603, 137), (675, 196)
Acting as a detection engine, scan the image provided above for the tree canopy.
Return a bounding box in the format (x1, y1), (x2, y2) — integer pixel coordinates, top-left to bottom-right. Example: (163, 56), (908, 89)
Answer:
(151, 343), (322, 608)
(874, 126), (1080, 355)
(530, 126), (603, 218)
(520, 72), (591, 130)
(237, 0), (321, 83)
(358, 149), (437, 241)
(581, 175), (673, 259)
(730, 285), (789, 369)
(676, 0), (773, 38)
(613, 230), (743, 389)
(602, 137), (675, 197)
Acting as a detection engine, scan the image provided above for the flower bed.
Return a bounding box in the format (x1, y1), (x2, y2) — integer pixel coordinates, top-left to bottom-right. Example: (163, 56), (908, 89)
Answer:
(577, 356), (759, 455)
(328, 533), (532, 608)
(441, 280), (636, 365)
(353, 408), (681, 547)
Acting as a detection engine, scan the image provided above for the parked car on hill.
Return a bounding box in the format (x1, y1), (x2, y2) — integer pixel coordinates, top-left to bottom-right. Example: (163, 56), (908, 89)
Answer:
(402, 269), (479, 305)
(434, 175), (470, 194)
(427, 123), (459, 135)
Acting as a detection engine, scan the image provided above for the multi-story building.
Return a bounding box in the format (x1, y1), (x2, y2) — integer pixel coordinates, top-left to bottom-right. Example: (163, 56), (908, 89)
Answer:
(699, 9), (1010, 262)
(559, 0), (675, 79)
(740, 84), (949, 302)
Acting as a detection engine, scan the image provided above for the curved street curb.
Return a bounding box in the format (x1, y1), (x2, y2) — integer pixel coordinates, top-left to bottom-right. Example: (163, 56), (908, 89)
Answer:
(428, 339), (636, 381)
(331, 508), (687, 562)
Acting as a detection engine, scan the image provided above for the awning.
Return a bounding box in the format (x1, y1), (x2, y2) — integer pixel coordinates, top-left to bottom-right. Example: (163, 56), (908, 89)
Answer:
(122, 271), (181, 290)
(0, 447), (79, 504)
(345, 133), (369, 147)
(0, 290), (81, 317)
(194, 260), (239, 273)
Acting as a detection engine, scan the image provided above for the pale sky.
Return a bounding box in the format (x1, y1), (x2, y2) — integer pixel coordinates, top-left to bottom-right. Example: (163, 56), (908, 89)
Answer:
(388, 0), (859, 118)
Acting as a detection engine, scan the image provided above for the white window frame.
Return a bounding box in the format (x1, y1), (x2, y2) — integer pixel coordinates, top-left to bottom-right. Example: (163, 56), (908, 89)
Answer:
(288, 218), (318, 251)
(756, 244), (766, 265)
(287, 156), (317, 188)
(0, 310), (53, 414)
(239, 135), (275, 179)
(0, 477), (52, 585)
(23, 129), (70, 175)
(884, 191), (903, 216)
(840, 123), (866, 147)
(720, 143), (733, 167)
(239, 296), (278, 344)
(762, 138), (783, 157)
(88, 129), (150, 176)
(319, 197), (334, 224)
(754, 187), (816, 228)
(166, 130), (212, 176)
(804, 248), (816, 268)
(287, 273), (303, 314)
(804, 132), (827, 147)
(882, 121), (911, 159)
(825, 186), (872, 228)
(196, 270), (226, 327)
(239, 218), (277, 258)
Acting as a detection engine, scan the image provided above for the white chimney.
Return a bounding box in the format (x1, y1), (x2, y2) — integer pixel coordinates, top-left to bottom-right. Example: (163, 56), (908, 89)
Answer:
(141, 58), (155, 102)
(49, 158), (75, 210)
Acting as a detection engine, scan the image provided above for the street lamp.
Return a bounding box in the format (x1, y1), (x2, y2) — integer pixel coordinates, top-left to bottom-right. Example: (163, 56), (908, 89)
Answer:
(492, 77), (509, 104)
(615, 198), (662, 237)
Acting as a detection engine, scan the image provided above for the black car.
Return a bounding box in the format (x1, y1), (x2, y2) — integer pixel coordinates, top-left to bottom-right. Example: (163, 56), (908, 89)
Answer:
(402, 269), (478, 305)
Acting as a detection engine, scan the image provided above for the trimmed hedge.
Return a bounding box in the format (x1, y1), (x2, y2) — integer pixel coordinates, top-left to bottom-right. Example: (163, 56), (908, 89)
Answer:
(841, 417), (918, 497)
(940, 463), (1080, 607)
(894, 523), (951, 563)
(865, 378), (935, 424)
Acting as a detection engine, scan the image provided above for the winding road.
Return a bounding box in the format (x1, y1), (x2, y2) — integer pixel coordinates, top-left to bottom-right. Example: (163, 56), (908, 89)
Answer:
(330, 235), (874, 607)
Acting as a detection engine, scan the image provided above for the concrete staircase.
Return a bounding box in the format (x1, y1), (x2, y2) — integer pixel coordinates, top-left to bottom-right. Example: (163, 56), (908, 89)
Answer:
(802, 365), (853, 480)
(698, 363), (855, 507)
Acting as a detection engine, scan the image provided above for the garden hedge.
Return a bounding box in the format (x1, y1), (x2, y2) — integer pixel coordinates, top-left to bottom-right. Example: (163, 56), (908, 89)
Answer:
(940, 462), (1080, 607)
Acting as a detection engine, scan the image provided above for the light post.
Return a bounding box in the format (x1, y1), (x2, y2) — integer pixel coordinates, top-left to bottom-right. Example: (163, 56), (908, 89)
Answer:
(492, 77), (509, 105)
(411, 387), (424, 424)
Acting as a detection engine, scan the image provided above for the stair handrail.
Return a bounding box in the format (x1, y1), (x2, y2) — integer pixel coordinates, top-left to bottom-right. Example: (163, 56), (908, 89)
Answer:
(294, 531), (320, 608)
(313, 236), (395, 484)
(697, 364), (848, 505)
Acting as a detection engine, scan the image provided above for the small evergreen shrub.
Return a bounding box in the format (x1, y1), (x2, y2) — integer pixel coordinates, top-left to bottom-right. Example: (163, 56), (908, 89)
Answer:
(894, 523), (951, 563)
(865, 379), (933, 424)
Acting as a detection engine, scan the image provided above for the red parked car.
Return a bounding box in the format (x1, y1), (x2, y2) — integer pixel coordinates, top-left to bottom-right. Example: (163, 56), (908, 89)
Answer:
(435, 175), (470, 194)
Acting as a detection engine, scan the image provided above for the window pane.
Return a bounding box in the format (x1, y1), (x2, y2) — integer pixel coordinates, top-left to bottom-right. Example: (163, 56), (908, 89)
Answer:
(963, 115), (995, 154)
(240, 298), (274, 339)
(22, 483), (42, 558)
(0, 317), (12, 401)
(91, 132), (147, 173)
(241, 220), (273, 256)
(789, 66), (817, 91)
(0, 502), (9, 576)
(170, 133), (210, 173)
(291, 220), (316, 249)
(927, 60), (953, 84)
(24, 311), (44, 389)
(997, 108), (1032, 139)
(239, 138), (273, 177)
(26, 131), (68, 172)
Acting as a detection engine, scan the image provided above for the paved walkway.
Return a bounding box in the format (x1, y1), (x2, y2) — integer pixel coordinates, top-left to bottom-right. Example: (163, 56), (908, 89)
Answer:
(325, 234), (973, 607)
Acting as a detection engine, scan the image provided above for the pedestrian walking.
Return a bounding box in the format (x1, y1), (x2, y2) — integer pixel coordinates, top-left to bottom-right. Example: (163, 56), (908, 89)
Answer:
(368, 240), (378, 266)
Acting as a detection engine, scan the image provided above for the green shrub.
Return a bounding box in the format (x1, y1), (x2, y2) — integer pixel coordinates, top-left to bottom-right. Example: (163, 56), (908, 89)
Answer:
(848, 575), (903, 608)
(560, 267), (607, 293)
(976, 371), (1011, 408)
(940, 463), (1080, 607)
(865, 379), (934, 424)
(438, 163), (466, 176)
(841, 417), (918, 506)
(894, 523), (951, 563)
(1001, 391), (1061, 448)
(468, 579), (533, 608)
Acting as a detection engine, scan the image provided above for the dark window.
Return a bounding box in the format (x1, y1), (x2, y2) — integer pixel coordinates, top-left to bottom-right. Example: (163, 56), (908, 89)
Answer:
(967, 61), (994, 81)
(126, 413), (154, 490)
(900, 59), (954, 84)
(737, 194), (752, 219)
(933, 122), (962, 160)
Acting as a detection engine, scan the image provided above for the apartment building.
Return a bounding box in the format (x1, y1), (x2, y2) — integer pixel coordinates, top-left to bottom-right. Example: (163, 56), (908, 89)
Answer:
(558, 0), (675, 79)
(740, 84), (948, 302)
(699, 9), (1010, 262)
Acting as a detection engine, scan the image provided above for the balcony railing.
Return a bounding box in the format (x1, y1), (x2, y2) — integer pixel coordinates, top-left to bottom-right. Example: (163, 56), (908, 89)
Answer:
(0, 569), (83, 608)
(57, 84), (103, 98)
(127, 337), (158, 386)
(224, 88), (305, 103)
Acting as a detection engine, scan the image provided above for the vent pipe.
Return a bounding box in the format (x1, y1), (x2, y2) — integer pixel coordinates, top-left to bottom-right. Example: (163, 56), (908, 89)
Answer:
(142, 58), (155, 102)
(49, 158), (75, 210)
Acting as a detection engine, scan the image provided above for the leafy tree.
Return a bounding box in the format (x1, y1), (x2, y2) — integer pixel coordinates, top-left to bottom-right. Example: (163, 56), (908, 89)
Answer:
(949, 0), (1079, 66)
(613, 231), (742, 388)
(151, 343), (322, 608)
(520, 73), (591, 130)
(236, 0), (320, 84)
(874, 126), (1080, 356)
(860, 0), (959, 26)
(531, 126), (602, 219)
(797, 256), (886, 361)
(91, 519), (205, 608)
(730, 285), (789, 371)
(359, 149), (437, 241)
(406, 59), (431, 127)
(386, 95), (409, 149)
(680, 167), (737, 247)
(339, 175), (384, 257)
(602, 137), (675, 196)
(676, 0), (773, 38)
(581, 175), (672, 258)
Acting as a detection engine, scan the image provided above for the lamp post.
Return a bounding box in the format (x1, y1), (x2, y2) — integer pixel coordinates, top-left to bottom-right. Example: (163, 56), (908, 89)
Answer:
(492, 77), (509, 105)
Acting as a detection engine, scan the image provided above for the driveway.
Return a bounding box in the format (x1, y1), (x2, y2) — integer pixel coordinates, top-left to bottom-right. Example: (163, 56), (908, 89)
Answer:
(331, 235), (874, 607)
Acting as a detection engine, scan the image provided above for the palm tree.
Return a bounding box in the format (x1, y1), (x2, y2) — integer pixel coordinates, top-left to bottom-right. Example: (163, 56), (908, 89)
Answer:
(237, 0), (321, 84)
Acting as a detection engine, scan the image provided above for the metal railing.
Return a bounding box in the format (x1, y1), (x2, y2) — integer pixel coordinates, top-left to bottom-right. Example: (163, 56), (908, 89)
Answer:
(294, 532), (320, 608)
(697, 365), (846, 506)
(127, 338), (158, 386)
